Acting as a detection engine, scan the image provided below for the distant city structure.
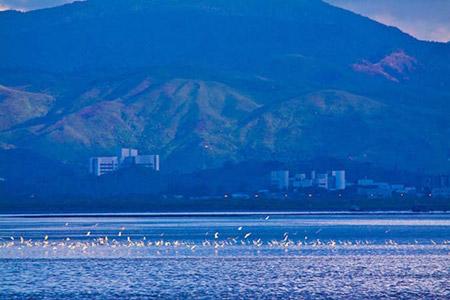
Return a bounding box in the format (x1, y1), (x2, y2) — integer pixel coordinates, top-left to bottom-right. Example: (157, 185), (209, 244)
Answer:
(119, 148), (139, 165)
(89, 148), (160, 176)
(265, 168), (450, 200)
(270, 170), (290, 190)
(85, 153), (450, 201)
(423, 175), (450, 198)
(290, 170), (346, 191)
(120, 147), (160, 170)
(355, 179), (417, 199)
(332, 170), (346, 190)
(316, 173), (329, 190)
(292, 173), (313, 189)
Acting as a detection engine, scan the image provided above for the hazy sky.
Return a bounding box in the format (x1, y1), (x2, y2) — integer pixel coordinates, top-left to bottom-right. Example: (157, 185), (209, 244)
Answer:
(0, 0), (449, 42)
(326, 0), (450, 42)
(0, 0), (77, 11)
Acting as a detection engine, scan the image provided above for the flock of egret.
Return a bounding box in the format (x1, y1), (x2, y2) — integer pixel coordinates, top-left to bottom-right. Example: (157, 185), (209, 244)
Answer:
(1, 226), (449, 253)
(1, 217), (449, 255)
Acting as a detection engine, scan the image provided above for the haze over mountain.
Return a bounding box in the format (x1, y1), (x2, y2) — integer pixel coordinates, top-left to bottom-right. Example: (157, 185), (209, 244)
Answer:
(0, 0), (449, 173)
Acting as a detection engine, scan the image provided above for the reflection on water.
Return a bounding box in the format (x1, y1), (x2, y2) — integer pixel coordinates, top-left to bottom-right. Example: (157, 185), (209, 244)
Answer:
(0, 214), (449, 299)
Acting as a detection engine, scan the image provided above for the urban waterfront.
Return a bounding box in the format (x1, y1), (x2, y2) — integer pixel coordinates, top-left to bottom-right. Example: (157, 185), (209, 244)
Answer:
(0, 213), (449, 299)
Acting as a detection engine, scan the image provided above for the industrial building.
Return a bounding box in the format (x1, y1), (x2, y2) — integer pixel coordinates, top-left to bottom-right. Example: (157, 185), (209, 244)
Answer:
(276, 170), (346, 191)
(89, 148), (160, 176)
(89, 157), (119, 176)
(119, 148), (160, 171)
(134, 155), (160, 171)
(291, 170), (346, 191)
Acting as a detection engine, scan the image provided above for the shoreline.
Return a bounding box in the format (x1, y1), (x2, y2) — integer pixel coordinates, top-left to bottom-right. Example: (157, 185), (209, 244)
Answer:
(1, 210), (449, 218)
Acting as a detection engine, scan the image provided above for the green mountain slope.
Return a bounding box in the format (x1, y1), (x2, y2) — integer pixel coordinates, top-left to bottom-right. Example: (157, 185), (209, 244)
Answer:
(0, 85), (54, 131)
(240, 90), (450, 171)
(0, 0), (449, 172)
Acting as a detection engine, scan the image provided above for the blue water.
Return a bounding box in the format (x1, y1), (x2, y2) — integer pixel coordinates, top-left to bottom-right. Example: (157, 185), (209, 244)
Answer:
(0, 213), (449, 299)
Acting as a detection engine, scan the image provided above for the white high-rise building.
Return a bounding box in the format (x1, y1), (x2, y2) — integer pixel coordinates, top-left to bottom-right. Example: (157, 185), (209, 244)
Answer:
(332, 170), (346, 190)
(120, 148), (139, 164)
(89, 157), (119, 176)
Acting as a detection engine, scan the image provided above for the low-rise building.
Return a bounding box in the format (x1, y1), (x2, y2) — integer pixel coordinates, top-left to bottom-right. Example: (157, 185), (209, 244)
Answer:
(292, 175), (313, 189)
(358, 187), (392, 199)
(357, 180), (396, 199)
(292, 173), (312, 189)
(315, 173), (329, 190)
(391, 184), (405, 192)
(423, 175), (450, 190)
(135, 154), (160, 171)
(231, 193), (251, 200)
(431, 187), (450, 198)
(358, 179), (375, 186)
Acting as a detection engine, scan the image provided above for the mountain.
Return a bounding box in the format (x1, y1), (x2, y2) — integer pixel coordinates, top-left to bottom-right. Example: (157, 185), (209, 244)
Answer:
(240, 90), (449, 171)
(0, 0), (449, 173)
(0, 85), (54, 131)
(28, 78), (260, 170)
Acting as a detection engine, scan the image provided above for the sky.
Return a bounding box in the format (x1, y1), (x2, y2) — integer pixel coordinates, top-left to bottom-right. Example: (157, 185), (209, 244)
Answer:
(0, 0), (78, 11)
(0, 0), (449, 42)
(325, 0), (450, 42)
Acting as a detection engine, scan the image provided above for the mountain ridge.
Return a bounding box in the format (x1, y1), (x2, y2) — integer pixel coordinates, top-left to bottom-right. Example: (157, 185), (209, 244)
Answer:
(0, 0), (449, 172)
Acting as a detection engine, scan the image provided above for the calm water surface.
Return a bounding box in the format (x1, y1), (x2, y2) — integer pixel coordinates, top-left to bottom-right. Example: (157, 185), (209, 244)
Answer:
(0, 213), (449, 299)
